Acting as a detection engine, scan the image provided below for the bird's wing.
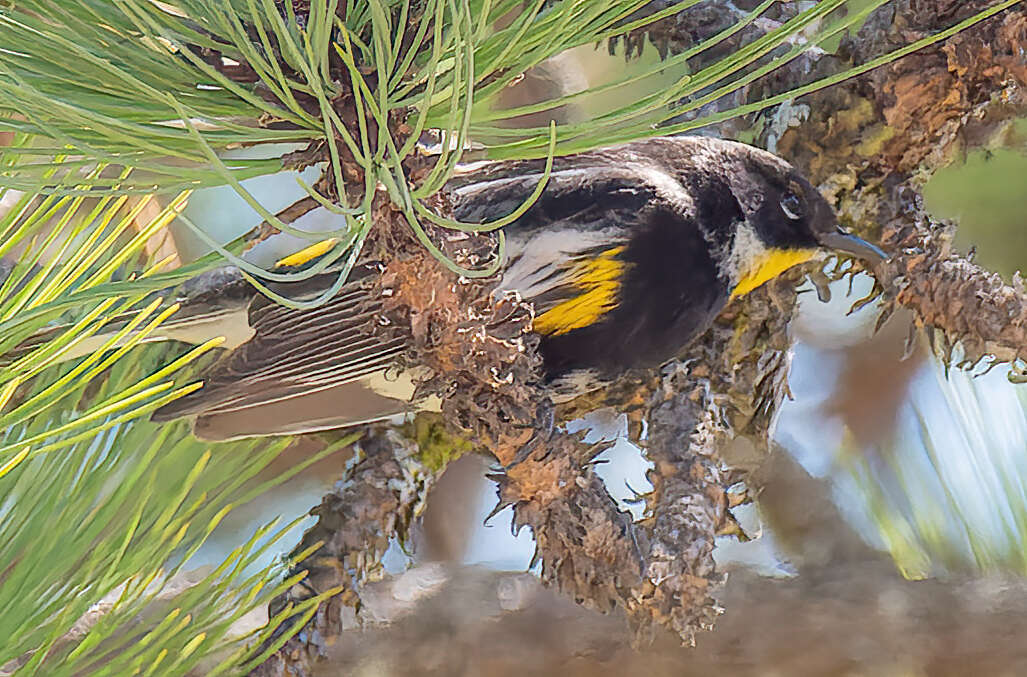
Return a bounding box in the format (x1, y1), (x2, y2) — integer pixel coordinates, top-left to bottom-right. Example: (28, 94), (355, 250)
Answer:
(450, 152), (683, 317)
(150, 265), (414, 438)
(155, 147), (696, 438)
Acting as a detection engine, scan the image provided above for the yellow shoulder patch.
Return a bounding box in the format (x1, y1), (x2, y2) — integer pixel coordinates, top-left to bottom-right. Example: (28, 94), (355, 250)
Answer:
(533, 246), (626, 336)
(731, 247), (816, 299)
(275, 237), (339, 268)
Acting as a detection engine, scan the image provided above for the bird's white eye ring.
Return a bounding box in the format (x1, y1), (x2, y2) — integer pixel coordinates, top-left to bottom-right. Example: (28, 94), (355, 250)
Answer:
(780, 193), (803, 220)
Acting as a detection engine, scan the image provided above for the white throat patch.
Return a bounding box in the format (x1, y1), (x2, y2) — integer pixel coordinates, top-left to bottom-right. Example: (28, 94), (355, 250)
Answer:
(724, 221), (767, 287)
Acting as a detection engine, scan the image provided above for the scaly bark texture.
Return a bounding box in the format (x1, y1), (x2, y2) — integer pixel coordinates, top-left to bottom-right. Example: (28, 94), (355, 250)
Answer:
(380, 226), (653, 624)
(882, 194), (1027, 366)
(252, 427), (437, 677)
(770, 2), (1027, 365)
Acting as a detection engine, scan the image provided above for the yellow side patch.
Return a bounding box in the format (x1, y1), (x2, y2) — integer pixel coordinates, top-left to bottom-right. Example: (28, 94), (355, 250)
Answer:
(534, 246), (626, 336)
(731, 247), (816, 298)
(275, 237), (339, 268)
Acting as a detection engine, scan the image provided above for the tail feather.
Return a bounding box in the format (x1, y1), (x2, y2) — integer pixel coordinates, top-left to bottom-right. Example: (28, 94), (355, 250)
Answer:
(1, 306), (252, 367)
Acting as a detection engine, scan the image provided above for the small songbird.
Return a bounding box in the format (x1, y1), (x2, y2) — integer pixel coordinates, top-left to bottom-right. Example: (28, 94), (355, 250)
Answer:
(44, 136), (887, 440)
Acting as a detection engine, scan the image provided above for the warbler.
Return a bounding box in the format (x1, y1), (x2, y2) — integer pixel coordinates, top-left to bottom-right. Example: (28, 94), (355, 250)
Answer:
(20, 136), (887, 440)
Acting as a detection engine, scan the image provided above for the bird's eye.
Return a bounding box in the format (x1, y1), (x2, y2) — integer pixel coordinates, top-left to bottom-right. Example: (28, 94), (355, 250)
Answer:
(780, 192), (803, 220)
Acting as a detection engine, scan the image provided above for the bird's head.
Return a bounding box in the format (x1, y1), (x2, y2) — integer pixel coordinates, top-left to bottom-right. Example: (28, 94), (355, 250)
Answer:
(700, 138), (887, 297)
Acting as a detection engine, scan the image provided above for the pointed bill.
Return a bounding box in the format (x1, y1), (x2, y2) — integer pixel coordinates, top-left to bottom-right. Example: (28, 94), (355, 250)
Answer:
(817, 227), (887, 265)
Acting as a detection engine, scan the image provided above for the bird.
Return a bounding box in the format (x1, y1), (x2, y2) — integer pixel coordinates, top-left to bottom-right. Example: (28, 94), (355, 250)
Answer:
(15, 136), (887, 440)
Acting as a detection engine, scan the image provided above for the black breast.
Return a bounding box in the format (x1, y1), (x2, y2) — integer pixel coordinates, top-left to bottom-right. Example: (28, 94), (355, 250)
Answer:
(537, 199), (736, 381)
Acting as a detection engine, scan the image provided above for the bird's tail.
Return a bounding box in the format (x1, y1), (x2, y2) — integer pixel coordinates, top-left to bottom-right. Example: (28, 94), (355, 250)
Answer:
(1, 237), (363, 368)
(0, 267), (255, 368)
(1, 303), (252, 368)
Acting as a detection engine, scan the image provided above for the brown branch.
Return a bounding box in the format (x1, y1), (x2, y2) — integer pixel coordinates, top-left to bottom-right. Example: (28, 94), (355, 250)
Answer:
(380, 224), (653, 622)
(881, 196), (1027, 366)
(300, 561), (1027, 677)
(251, 427), (438, 677)
(298, 454), (1025, 675)
(628, 368), (729, 644)
(242, 195), (322, 250)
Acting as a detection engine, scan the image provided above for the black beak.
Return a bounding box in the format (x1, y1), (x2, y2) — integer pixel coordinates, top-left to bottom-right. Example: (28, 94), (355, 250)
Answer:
(817, 227), (887, 266)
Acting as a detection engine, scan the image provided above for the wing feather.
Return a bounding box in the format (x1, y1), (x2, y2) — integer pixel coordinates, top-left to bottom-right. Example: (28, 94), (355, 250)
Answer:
(151, 269), (410, 423)
(451, 153), (684, 321)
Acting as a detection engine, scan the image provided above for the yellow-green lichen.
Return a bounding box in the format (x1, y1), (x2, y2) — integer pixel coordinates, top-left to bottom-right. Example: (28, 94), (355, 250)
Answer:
(404, 413), (476, 472)
(856, 124), (898, 157)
